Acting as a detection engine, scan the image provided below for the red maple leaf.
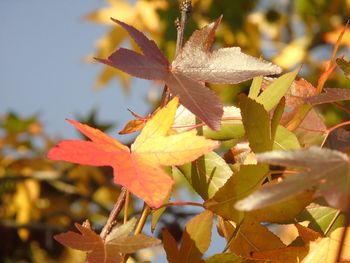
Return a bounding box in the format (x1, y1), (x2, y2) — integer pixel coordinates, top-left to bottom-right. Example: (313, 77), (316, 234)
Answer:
(96, 16), (281, 130)
(48, 98), (218, 208)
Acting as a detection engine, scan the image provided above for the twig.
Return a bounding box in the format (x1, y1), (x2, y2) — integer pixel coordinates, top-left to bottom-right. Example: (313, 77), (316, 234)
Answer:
(160, 0), (192, 107)
(123, 190), (130, 224)
(134, 204), (151, 235)
(100, 187), (127, 240)
(175, 0), (192, 55)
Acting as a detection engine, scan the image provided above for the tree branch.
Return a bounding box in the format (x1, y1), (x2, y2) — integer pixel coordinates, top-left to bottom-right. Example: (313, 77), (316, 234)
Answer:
(100, 187), (127, 240)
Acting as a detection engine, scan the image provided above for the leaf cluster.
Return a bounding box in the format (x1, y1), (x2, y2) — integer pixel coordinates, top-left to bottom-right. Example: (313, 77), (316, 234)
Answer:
(2, 1), (350, 262)
(48, 11), (350, 263)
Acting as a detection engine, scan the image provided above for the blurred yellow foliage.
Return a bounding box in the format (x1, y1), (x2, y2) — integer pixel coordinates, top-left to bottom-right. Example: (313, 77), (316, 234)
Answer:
(86, 0), (168, 90)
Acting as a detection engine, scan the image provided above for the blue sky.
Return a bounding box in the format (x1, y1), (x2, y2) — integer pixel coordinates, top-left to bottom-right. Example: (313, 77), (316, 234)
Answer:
(0, 0), (151, 141)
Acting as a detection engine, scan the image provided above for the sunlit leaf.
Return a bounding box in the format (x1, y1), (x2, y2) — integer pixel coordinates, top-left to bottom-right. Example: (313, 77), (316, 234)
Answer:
(256, 68), (299, 111)
(305, 88), (350, 105)
(172, 16), (281, 84)
(54, 220), (160, 263)
(248, 76), (263, 99)
(48, 97), (218, 208)
(303, 227), (350, 263)
(204, 165), (268, 222)
(98, 17), (281, 130)
(239, 94), (272, 153)
(274, 125), (301, 150)
(178, 152), (233, 200)
(249, 191), (314, 223)
(236, 147), (350, 212)
(174, 105), (244, 141)
(206, 253), (248, 263)
(297, 205), (345, 236)
(162, 210), (213, 263)
(178, 210), (213, 262)
(218, 217), (285, 258)
(162, 228), (179, 263)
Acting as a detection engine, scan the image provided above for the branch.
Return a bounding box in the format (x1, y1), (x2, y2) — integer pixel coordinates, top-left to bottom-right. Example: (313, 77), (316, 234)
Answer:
(100, 187), (127, 240)
(175, 0), (192, 55)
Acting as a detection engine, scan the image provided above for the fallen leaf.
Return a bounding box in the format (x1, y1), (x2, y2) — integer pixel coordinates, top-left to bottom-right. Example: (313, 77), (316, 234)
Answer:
(97, 17), (281, 130)
(48, 97), (218, 208)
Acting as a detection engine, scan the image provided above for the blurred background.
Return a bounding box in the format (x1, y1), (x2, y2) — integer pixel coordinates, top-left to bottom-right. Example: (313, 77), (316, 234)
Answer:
(1, 0), (350, 262)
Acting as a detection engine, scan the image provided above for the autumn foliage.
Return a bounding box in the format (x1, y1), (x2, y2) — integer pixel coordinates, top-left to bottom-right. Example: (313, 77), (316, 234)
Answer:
(2, 1), (350, 263)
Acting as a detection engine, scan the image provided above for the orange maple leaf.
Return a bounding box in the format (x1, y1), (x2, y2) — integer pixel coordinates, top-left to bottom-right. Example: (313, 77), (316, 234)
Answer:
(48, 97), (219, 208)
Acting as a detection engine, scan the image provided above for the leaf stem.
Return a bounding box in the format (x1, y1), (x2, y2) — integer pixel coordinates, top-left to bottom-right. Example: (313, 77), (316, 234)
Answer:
(134, 204), (151, 235)
(321, 120), (350, 147)
(100, 187), (127, 240)
(154, 201), (204, 211)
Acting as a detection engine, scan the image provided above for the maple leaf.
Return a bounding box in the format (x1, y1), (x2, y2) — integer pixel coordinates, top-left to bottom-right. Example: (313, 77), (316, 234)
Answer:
(118, 108), (153, 135)
(303, 227), (350, 263)
(97, 17), (281, 130)
(162, 210), (213, 263)
(304, 88), (350, 105)
(86, 0), (166, 90)
(217, 216), (285, 259)
(235, 147), (350, 212)
(54, 218), (160, 263)
(48, 97), (218, 208)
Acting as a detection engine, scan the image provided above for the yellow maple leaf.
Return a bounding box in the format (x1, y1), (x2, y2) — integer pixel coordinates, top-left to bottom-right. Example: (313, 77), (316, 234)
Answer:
(303, 227), (350, 263)
(48, 97), (219, 208)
